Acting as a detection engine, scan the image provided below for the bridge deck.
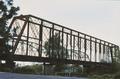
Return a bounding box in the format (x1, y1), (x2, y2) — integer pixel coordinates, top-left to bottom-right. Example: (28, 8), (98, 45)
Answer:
(0, 54), (111, 66)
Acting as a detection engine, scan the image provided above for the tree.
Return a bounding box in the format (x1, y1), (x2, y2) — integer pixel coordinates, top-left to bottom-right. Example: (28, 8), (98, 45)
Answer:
(0, 0), (19, 54)
(0, 0), (19, 69)
(44, 33), (68, 59)
(44, 33), (69, 73)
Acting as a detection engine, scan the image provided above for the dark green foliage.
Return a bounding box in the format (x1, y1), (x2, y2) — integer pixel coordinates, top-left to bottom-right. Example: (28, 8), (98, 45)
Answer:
(0, 65), (12, 72)
(89, 50), (120, 79)
(113, 50), (120, 79)
(44, 33), (68, 59)
(0, 0), (19, 54)
(90, 74), (113, 79)
(14, 64), (43, 74)
(54, 64), (65, 72)
(114, 72), (120, 79)
(44, 33), (70, 73)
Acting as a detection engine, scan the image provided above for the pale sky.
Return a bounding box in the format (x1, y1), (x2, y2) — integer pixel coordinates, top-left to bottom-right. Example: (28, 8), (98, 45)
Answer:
(14, 0), (120, 46)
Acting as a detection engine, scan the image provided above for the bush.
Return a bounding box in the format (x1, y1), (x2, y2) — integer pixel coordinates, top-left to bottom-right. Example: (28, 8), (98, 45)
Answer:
(0, 67), (11, 72)
(113, 72), (120, 79)
(14, 64), (42, 74)
(90, 74), (113, 79)
(0, 65), (12, 72)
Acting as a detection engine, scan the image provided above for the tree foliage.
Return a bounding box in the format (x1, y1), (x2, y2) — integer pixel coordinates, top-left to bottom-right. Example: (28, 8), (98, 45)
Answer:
(44, 33), (68, 59)
(44, 33), (69, 72)
(0, 0), (19, 53)
(14, 64), (43, 74)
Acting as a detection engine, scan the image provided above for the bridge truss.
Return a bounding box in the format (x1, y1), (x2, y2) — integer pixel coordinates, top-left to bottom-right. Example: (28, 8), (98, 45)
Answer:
(0, 15), (119, 65)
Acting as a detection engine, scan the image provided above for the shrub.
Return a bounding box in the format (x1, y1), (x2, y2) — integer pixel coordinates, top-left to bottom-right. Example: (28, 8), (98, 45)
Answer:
(90, 74), (113, 79)
(113, 72), (120, 79)
(14, 64), (42, 74)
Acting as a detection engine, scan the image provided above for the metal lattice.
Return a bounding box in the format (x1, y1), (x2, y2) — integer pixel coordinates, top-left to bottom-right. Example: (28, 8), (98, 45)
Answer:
(1, 14), (119, 65)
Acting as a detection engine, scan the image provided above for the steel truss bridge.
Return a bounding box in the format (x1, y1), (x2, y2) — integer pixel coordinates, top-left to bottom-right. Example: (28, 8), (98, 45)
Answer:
(0, 15), (119, 67)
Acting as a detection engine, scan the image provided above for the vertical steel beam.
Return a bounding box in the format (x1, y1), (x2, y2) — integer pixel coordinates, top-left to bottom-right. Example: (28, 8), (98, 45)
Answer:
(70, 30), (72, 60)
(95, 39), (97, 62)
(26, 21), (29, 56)
(114, 45), (118, 62)
(52, 24), (54, 58)
(114, 46), (119, 62)
(103, 42), (106, 60)
(84, 35), (87, 61)
(48, 28), (51, 58)
(99, 40), (101, 62)
(110, 45), (114, 63)
(90, 37), (92, 62)
(73, 35), (75, 60)
(61, 27), (64, 59)
(107, 43), (110, 62)
(58, 31), (60, 58)
(79, 36), (82, 60)
(38, 21), (43, 57)
(106, 43), (109, 61)
(66, 34), (68, 59)
(78, 33), (80, 60)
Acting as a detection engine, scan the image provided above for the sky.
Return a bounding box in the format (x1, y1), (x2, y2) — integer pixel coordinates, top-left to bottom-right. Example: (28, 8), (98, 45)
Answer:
(14, 0), (120, 46)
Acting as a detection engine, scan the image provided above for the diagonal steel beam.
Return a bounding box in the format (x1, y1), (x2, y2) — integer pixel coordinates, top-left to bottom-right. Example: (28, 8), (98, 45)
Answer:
(12, 16), (29, 54)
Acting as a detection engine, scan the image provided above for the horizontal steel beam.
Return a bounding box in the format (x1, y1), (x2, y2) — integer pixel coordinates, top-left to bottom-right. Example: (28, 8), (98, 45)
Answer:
(0, 54), (112, 66)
